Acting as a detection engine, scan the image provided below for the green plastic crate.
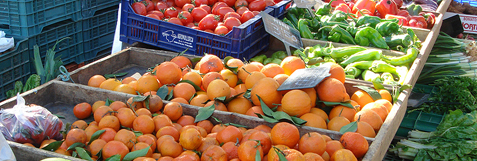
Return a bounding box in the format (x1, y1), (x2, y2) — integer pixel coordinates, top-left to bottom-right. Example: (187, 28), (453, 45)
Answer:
(395, 110), (445, 137)
(0, 36), (31, 101)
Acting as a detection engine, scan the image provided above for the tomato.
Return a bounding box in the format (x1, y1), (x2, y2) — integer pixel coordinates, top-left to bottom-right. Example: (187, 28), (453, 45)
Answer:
(144, 0), (156, 11)
(168, 17), (184, 25)
(219, 0), (237, 7)
(224, 12), (241, 20)
(199, 4), (211, 13)
(132, 2), (147, 15)
(235, 0), (248, 8)
(198, 14), (220, 30)
(216, 6), (235, 21)
(224, 17), (241, 30)
(208, 0), (218, 5)
(214, 25), (229, 35)
(218, 22), (225, 26)
(204, 29), (214, 33)
(249, 0), (266, 11)
(240, 10), (255, 23)
(182, 3), (195, 12)
(164, 7), (179, 18)
(193, 0), (208, 6)
(165, 0), (175, 7)
(246, 0), (254, 4)
(252, 11), (260, 15)
(156, 2), (169, 11)
(178, 11), (193, 24)
(185, 22), (196, 27)
(191, 7), (208, 22)
(264, 0), (275, 6)
(192, 26), (200, 29)
(212, 2), (228, 14)
(147, 13), (162, 20)
(236, 6), (249, 15)
(175, 0), (191, 8)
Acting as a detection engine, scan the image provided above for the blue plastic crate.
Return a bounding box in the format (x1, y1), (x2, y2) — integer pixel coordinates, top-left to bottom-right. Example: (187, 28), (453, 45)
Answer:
(82, 7), (118, 62)
(0, 36), (31, 101)
(0, 0), (82, 37)
(120, 0), (291, 59)
(28, 20), (83, 72)
(81, 0), (120, 18)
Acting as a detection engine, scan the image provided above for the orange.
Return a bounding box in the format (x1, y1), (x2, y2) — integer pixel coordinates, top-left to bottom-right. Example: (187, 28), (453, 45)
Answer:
(128, 97), (144, 110)
(250, 62), (264, 70)
(136, 75), (161, 94)
(375, 99), (393, 114)
(234, 84), (247, 97)
(220, 69), (238, 88)
(197, 120), (214, 133)
(350, 90), (374, 108)
(144, 94), (164, 113)
(227, 97), (252, 114)
(173, 123), (183, 132)
(133, 142), (154, 157)
(183, 71), (202, 87)
(207, 79), (231, 100)
(98, 115), (120, 131)
(173, 82), (196, 101)
(298, 132), (326, 155)
(129, 81), (139, 90)
(117, 108), (137, 128)
(159, 136), (183, 157)
(238, 140), (264, 161)
(237, 64), (260, 82)
(202, 72), (223, 91)
(327, 116), (350, 132)
(310, 108), (329, 121)
(301, 88), (317, 108)
(378, 89), (392, 103)
(281, 90), (312, 117)
(163, 102), (183, 121)
(176, 151), (200, 161)
(99, 128), (117, 142)
(179, 128), (203, 150)
(254, 125), (272, 133)
(133, 115), (155, 134)
(156, 126), (180, 141)
(71, 120), (88, 130)
(329, 105), (357, 122)
(190, 94), (209, 107)
(122, 77), (137, 84)
(245, 106), (264, 117)
(65, 129), (87, 147)
(158, 156), (174, 161)
(268, 145), (290, 161)
(153, 114), (174, 132)
(300, 113), (327, 129)
(170, 97), (189, 104)
(110, 101), (127, 111)
(137, 134), (157, 151)
(88, 139), (106, 158)
(330, 149), (357, 161)
(354, 110), (383, 132)
(92, 101), (106, 113)
(154, 62), (182, 85)
(322, 62), (346, 84)
(202, 145), (228, 161)
(325, 140), (344, 156)
(196, 54), (224, 73)
(241, 129), (257, 144)
(114, 129), (137, 150)
(222, 141), (239, 160)
(356, 121), (376, 138)
(211, 124), (227, 133)
(250, 78), (282, 107)
(245, 71), (266, 89)
(216, 126), (243, 144)
(181, 125), (207, 138)
(99, 78), (122, 90)
(227, 58), (244, 68)
(316, 78), (350, 102)
(176, 115), (196, 126)
(88, 75), (107, 87)
(304, 152), (325, 161)
(114, 84), (136, 94)
(171, 56), (192, 68)
(322, 152), (330, 161)
(85, 125), (100, 142)
(40, 139), (56, 149)
(271, 122), (300, 148)
(102, 140), (129, 160)
(73, 102), (92, 119)
(261, 64), (285, 78)
(280, 56), (306, 76)
(361, 102), (388, 121)
(276, 149), (305, 161)
(273, 74), (289, 85)
(197, 137), (219, 153)
(340, 132), (369, 158)
(249, 130), (272, 153)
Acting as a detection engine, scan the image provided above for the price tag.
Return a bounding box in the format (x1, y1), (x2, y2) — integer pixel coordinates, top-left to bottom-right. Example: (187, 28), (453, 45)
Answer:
(260, 12), (303, 56)
(295, 0), (316, 17)
(314, 0), (325, 11)
(277, 66), (331, 91)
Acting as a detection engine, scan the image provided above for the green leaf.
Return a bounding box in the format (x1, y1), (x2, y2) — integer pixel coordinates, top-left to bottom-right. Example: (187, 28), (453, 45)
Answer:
(23, 74), (41, 92)
(178, 80), (202, 91)
(291, 116), (307, 125)
(67, 142), (85, 151)
(134, 131), (143, 137)
(243, 89), (252, 99)
(123, 146), (150, 161)
(372, 80), (385, 90)
(41, 141), (63, 151)
(53, 114), (65, 119)
(14, 81), (23, 94)
(215, 96), (227, 102)
(157, 85), (169, 99)
(224, 123), (248, 128)
(75, 147), (93, 161)
(72, 151), (77, 158)
(355, 85), (381, 101)
(255, 149), (261, 161)
(105, 154), (121, 161)
(340, 121), (358, 134)
(178, 48), (189, 56)
(105, 98), (114, 106)
(256, 95), (273, 116)
(320, 101), (355, 109)
(104, 72), (128, 79)
(212, 116), (223, 124)
(191, 57), (202, 63)
(224, 92), (244, 104)
(133, 95), (149, 102)
(274, 147), (288, 161)
(88, 130), (105, 145)
(6, 89), (14, 98)
(33, 45), (45, 80)
(166, 89), (174, 101)
(256, 113), (279, 123)
(272, 111), (294, 122)
(195, 104), (215, 123)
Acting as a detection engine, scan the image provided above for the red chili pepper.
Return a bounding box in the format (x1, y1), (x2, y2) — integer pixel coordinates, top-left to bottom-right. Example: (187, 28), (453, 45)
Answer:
(385, 14), (409, 26)
(420, 12), (436, 29)
(397, 10), (411, 19)
(331, 0), (346, 7)
(352, 0), (376, 15)
(335, 3), (352, 13)
(375, 0), (399, 18)
(393, 0), (403, 8)
(409, 16), (427, 29)
(346, 2), (355, 10)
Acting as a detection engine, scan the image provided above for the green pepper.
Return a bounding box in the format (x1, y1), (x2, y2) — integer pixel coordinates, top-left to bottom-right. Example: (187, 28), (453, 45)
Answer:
(345, 67), (362, 78)
(370, 61), (408, 84)
(298, 19), (313, 39)
(328, 10), (348, 22)
(381, 72), (397, 85)
(355, 27), (390, 49)
(355, 15), (399, 28)
(263, 58), (273, 65)
(282, 18), (297, 30)
(375, 21), (400, 36)
(309, 44), (329, 58)
(271, 58), (282, 65)
(288, 7), (300, 16)
(346, 26), (358, 36)
(272, 51), (287, 60)
(340, 49), (382, 66)
(322, 21), (349, 29)
(362, 70), (383, 82)
(384, 34), (412, 48)
(382, 47), (419, 66)
(285, 13), (299, 29)
(303, 46), (314, 57)
(315, 0), (335, 15)
(407, 28), (421, 48)
(250, 55), (267, 63)
(308, 57), (324, 65)
(324, 57), (336, 63)
(345, 61), (374, 70)
(327, 46), (367, 59)
(309, 17), (321, 31)
(407, 4), (422, 16)
(330, 25), (356, 44)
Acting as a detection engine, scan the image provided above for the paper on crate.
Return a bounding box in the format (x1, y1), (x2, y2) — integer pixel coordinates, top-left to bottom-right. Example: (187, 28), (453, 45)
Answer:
(445, 12), (477, 34)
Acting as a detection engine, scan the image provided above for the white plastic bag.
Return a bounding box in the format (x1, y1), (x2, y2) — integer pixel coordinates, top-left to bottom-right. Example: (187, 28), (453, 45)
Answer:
(0, 31), (14, 53)
(0, 132), (16, 161)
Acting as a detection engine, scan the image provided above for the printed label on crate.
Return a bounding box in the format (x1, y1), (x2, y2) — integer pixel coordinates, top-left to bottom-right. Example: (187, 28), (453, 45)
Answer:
(260, 12), (303, 50)
(295, 0), (317, 8)
(161, 30), (195, 48)
(453, 13), (477, 34)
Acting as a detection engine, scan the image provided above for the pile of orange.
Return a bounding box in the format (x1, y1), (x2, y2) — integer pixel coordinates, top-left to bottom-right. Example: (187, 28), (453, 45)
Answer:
(31, 95), (370, 160)
(86, 54), (393, 136)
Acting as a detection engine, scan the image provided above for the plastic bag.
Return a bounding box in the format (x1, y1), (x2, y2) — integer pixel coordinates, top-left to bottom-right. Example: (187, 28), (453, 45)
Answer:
(0, 31), (14, 53)
(0, 132), (16, 161)
(0, 94), (63, 146)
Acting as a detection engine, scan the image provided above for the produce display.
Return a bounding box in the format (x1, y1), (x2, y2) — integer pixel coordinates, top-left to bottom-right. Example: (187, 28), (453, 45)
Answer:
(131, 0), (279, 35)
(447, 0), (477, 15)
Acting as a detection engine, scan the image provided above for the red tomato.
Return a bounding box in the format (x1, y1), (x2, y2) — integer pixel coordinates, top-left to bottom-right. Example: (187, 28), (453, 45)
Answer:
(132, 2), (147, 15)
(264, 0), (275, 6)
(204, 29), (214, 33)
(235, 0), (248, 8)
(193, 0), (208, 6)
(199, 4), (211, 13)
(236, 6), (249, 15)
(192, 26), (200, 29)
(198, 14), (220, 30)
(249, 0), (266, 11)
(182, 3), (195, 12)
(212, 2), (228, 14)
(168, 17), (184, 25)
(218, 22), (225, 26)
(185, 22), (196, 27)
(165, 0), (175, 7)
(224, 12), (241, 20)
(252, 11), (260, 15)
(223, 17), (241, 30)
(219, 0), (237, 7)
(164, 7), (179, 18)
(178, 11), (193, 24)
(216, 6), (235, 21)
(214, 25), (229, 35)
(175, 0), (191, 8)
(146, 13), (162, 20)
(145, 0), (156, 11)
(240, 10), (255, 23)
(148, 10), (165, 19)
(191, 7), (208, 22)
(246, 0), (254, 4)
(156, 2), (168, 11)
(208, 0), (218, 6)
